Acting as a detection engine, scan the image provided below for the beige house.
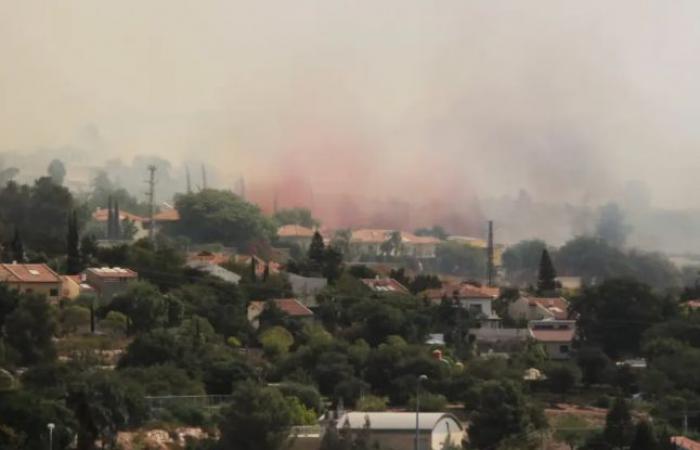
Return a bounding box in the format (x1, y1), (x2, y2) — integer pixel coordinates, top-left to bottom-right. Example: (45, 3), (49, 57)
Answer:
(422, 282), (501, 328)
(0, 263), (63, 303)
(83, 267), (138, 302)
(529, 319), (576, 359)
(335, 412), (464, 450)
(509, 296), (570, 321)
(349, 229), (440, 259)
(277, 225), (316, 250)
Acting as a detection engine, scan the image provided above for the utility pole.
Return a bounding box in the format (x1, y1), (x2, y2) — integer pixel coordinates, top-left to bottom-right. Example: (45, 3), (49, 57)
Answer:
(146, 165), (157, 243)
(487, 220), (495, 287)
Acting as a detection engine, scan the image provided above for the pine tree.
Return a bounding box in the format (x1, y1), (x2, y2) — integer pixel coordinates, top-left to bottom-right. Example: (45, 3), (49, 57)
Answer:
(604, 397), (634, 450)
(631, 420), (659, 450)
(66, 210), (81, 274)
(537, 248), (557, 294)
(308, 231), (325, 264)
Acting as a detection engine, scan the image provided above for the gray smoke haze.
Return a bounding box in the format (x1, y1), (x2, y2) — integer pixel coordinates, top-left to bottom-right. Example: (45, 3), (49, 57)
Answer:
(2, 1), (700, 249)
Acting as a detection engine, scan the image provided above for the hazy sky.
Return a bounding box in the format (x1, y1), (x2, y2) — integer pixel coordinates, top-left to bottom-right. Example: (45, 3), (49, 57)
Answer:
(2, 1), (700, 210)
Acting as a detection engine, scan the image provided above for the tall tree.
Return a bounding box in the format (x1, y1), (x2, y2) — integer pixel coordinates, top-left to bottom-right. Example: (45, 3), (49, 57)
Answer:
(47, 159), (66, 185)
(113, 200), (121, 239)
(308, 231), (325, 264)
(631, 420), (659, 450)
(10, 228), (23, 263)
(537, 248), (557, 294)
(66, 210), (81, 274)
(468, 380), (533, 449)
(107, 196), (114, 239)
(603, 397), (634, 450)
(218, 382), (294, 450)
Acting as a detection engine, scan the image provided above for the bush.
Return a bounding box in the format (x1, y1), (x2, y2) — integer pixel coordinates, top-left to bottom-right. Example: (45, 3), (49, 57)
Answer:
(355, 395), (388, 411)
(408, 392), (448, 412)
(278, 382), (322, 413)
(168, 403), (210, 427)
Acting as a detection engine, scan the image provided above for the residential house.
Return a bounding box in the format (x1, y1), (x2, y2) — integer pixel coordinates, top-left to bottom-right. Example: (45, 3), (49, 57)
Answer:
(528, 319), (576, 359)
(83, 267), (138, 302)
(361, 277), (410, 295)
(186, 250), (232, 266)
(421, 282), (501, 328)
(0, 263), (63, 302)
(288, 273), (327, 305)
(509, 296), (570, 322)
(92, 208), (148, 241)
(672, 436), (700, 450)
(61, 275), (97, 300)
(447, 235), (504, 265)
(556, 276), (582, 291)
(334, 412), (464, 450)
(349, 229), (440, 259)
(247, 298), (314, 329)
(277, 225), (316, 251)
(186, 261), (241, 285)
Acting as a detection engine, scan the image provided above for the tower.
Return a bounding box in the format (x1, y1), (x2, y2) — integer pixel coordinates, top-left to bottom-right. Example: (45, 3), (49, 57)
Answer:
(487, 220), (495, 287)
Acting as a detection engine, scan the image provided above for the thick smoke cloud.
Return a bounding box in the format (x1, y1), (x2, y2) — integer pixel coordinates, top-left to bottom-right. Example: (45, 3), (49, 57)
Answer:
(2, 1), (700, 244)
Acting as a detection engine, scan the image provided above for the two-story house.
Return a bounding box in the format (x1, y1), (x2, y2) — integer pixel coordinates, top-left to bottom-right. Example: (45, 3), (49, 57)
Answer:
(83, 267), (138, 302)
(528, 319), (577, 359)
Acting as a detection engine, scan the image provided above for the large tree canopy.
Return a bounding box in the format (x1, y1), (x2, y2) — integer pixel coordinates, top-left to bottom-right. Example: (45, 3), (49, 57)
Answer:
(171, 189), (276, 248)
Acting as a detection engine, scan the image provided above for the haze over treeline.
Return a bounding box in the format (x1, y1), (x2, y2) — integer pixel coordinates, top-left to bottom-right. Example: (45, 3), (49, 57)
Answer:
(3, 1), (700, 251)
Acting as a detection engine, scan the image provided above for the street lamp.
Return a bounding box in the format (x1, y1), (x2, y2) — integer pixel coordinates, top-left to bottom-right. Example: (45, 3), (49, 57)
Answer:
(47, 423), (55, 450)
(415, 374), (428, 450)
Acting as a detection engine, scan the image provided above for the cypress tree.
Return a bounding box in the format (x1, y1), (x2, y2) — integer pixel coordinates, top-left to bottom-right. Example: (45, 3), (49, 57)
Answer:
(114, 200), (121, 240)
(263, 262), (270, 281)
(604, 397), (634, 450)
(66, 210), (81, 274)
(308, 231), (325, 264)
(631, 420), (659, 450)
(537, 248), (557, 294)
(10, 228), (24, 263)
(107, 196), (114, 239)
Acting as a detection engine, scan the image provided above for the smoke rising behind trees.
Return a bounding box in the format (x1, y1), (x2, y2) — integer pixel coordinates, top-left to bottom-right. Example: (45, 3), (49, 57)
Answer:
(3, 1), (700, 251)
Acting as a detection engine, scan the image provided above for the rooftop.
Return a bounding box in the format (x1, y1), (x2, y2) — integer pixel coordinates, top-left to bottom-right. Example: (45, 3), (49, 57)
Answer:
(523, 296), (570, 320)
(0, 263), (62, 283)
(277, 224), (316, 238)
(361, 277), (410, 294)
(92, 208), (145, 223)
(336, 412), (463, 431)
(350, 229), (441, 245)
(254, 298), (314, 317)
(421, 282), (498, 301)
(86, 267), (138, 278)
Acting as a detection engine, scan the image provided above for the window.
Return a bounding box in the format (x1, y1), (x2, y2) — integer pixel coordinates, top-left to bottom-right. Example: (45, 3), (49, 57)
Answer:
(559, 345), (569, 354)
(49, 288), (59, 297)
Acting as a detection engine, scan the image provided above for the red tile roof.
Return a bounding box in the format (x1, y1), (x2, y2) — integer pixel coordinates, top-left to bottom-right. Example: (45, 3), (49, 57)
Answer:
(0, 264), (61, 283)
(362, 278), (410, 294)
(672, 436), (700, 450)
(277, 224), (315, 238)
(85, 267), (138, 279)
(524, 297), (570, 320)
(421, 282), (497, 301)
(187, 251), (231, 265)
(272, 298), (314, 317)
(153, 207), (180, 221)
(92, 208), (145, 223)
(685, 300), (700, 309)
